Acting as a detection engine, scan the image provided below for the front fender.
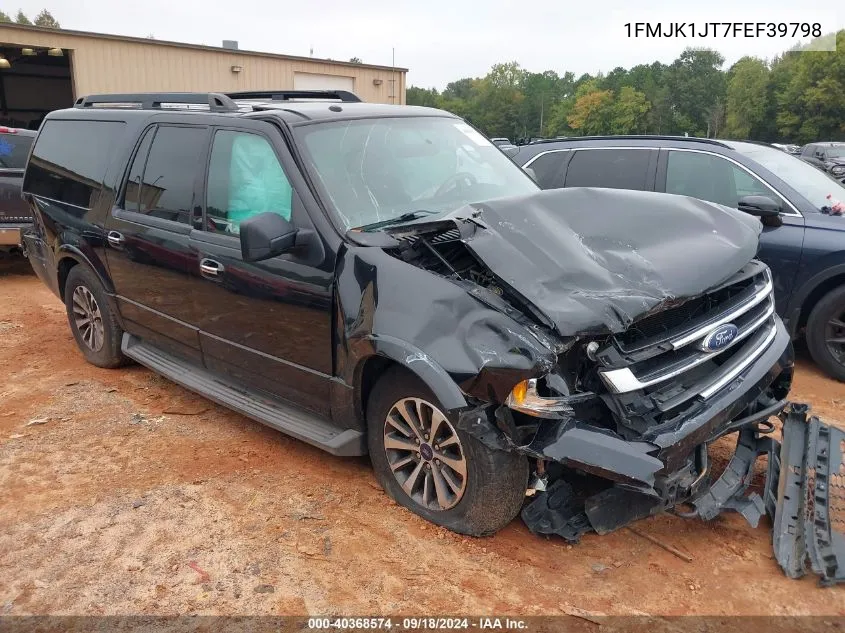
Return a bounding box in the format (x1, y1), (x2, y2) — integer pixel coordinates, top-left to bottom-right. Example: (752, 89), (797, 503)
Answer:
(335, 246), (559, 414)
(351, 336), (469, 411)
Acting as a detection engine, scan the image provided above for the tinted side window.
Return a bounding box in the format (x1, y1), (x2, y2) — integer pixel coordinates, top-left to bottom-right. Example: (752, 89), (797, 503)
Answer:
(23, 120), (126, 208)
(205, 130), (292, 235)
(123, 128), (154, 213)
(526, 151), (569, 189)
(0, 132), (34, 170)
(666, 151), (774, 208)
(133, 126), (206, 224)
(565, 149), (652, 190)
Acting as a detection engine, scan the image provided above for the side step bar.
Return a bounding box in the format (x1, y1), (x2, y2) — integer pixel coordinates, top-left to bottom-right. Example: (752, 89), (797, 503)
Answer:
(121, 334), (366, 457)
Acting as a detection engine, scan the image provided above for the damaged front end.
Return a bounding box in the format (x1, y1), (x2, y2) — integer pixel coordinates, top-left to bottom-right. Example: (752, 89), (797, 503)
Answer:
(343, 187), (837, 584)
(455, 258), (797, 544)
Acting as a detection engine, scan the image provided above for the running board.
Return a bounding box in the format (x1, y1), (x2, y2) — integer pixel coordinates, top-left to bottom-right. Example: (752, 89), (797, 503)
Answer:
(121, 334), (366, 457)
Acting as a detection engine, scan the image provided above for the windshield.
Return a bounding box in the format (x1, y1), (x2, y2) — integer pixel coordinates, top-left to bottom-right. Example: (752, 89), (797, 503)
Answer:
(295, 116), (538, 230)
(826, 147), (845, 159)
(730, 141), (845, 211)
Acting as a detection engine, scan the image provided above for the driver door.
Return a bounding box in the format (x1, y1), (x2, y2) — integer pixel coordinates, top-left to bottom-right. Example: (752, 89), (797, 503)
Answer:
(187, 121), (335, 416)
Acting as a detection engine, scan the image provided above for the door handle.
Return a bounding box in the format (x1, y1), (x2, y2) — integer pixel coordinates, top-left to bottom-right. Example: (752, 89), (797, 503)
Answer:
(107, 231), (124, 247)
(199, 258), (224, 278)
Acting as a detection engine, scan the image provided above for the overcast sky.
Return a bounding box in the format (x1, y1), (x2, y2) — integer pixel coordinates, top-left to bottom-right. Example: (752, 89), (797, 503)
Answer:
(12, 0), (843, 88)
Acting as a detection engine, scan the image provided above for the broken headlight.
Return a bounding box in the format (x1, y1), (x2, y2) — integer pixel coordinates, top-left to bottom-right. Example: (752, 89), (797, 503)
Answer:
(505, 378), (576, 419)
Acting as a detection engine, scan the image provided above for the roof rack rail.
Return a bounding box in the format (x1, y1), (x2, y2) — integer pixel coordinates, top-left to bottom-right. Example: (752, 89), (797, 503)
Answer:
(226, 90), (362, 103)
(73, 92), (240, 112)
(529, 134), (731, 148)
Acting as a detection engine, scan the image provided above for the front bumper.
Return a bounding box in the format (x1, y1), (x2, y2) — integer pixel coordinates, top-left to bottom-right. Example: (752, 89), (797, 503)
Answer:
(476, 319), (795, 540)
(510, 318), (793, 495)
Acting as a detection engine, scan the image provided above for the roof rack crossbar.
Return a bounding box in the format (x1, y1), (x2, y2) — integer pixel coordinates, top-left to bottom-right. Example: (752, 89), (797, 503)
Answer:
(226, 90), (361, 103)
(74, 92), (240, 112)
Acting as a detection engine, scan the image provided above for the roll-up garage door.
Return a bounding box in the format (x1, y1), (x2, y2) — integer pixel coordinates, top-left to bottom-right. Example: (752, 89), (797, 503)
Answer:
(293, 72), (355, 92)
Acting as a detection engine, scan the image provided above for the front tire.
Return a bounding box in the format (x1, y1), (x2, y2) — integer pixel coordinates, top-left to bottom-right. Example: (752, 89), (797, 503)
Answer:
(367, 367), (529, 536)
(806, 285), (845, 382)
(64, 265), (127, 368)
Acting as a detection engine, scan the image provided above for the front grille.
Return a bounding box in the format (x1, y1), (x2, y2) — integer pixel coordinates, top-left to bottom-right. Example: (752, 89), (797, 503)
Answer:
(599, 262), (776, 406)
(616, 275), (756, 347)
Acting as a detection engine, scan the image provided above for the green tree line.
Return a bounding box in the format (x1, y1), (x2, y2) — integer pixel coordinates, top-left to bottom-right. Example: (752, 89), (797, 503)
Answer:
(407, 30), (844, 144)
(0, 8), (60, 27)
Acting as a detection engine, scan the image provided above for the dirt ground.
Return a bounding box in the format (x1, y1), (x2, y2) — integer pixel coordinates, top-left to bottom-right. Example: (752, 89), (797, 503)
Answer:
(1, 257), (843, 617)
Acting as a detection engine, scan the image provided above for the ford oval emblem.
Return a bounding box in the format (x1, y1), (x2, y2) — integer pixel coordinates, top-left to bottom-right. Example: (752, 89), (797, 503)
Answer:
(701, 323), (739, 352)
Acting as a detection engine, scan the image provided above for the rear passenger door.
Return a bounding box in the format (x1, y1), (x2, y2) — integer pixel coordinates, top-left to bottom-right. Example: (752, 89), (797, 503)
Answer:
(657, 149), (805, 313)
(187, 120), (335, 416)
(104, 123), (210, 364)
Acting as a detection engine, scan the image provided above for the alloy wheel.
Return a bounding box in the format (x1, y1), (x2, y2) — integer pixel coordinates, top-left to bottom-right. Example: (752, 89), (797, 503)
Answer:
(382, 397), (467, 511)
(71, 285), (105, 352)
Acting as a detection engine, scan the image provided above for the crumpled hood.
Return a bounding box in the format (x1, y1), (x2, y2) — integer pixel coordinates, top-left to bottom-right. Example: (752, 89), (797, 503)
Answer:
(448, 187), (762, 336)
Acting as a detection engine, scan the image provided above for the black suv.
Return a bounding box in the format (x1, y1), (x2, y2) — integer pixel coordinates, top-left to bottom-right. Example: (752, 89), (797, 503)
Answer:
(22, 92), (795, 540)
(514, 136), (845, 381)
(799, 142), (845, 184)
(0, 126), (37, 252)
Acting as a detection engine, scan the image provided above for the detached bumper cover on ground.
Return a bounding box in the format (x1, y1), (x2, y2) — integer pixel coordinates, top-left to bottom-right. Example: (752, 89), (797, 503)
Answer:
(769, 404), (845, 586)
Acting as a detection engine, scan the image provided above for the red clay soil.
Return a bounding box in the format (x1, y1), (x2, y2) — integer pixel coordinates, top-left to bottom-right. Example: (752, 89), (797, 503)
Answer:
(1, 260), (843, 616)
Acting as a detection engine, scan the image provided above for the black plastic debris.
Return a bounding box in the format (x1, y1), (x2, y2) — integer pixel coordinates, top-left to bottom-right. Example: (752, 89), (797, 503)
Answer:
(521, 480), (593, 543)
(768, 404), (845, 586)
(584, 487), (661, 535)
(692, 427), (777, 528)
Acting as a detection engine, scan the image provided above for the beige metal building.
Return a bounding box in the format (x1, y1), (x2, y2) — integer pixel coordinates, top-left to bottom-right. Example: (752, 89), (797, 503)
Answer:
(0, 23), (407, 128)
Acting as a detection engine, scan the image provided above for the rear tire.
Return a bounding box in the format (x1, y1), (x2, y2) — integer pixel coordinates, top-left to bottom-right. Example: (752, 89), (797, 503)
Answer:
(64, 265), (127, 368)
(806, 285), (845, 382)
(367, 367), (529, 536)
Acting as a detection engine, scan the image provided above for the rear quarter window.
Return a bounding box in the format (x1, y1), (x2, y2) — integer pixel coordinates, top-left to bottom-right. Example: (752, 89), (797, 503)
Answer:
(0, 132), (34, 170)
(23, 119), (126, 209)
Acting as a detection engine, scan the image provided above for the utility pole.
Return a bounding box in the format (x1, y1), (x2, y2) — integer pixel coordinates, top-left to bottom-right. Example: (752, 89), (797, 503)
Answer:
(540, 95), (544, 136)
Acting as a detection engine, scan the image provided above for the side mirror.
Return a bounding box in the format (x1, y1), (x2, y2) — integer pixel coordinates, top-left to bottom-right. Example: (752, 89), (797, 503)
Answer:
(240, 212), (298, 262)
(737, 195), (782, 227)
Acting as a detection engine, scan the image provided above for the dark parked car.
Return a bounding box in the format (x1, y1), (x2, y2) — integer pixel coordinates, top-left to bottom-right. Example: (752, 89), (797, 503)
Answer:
(20, 92), (802, 549)
(799, 142), (845, 184)
(0, 126), (37, 252)
(772, 143), (800, 155)
(514, 136), (845, 382)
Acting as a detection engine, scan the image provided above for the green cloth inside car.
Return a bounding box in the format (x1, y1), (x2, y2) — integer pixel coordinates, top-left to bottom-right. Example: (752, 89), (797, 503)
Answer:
(227, 133), (293, 231)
